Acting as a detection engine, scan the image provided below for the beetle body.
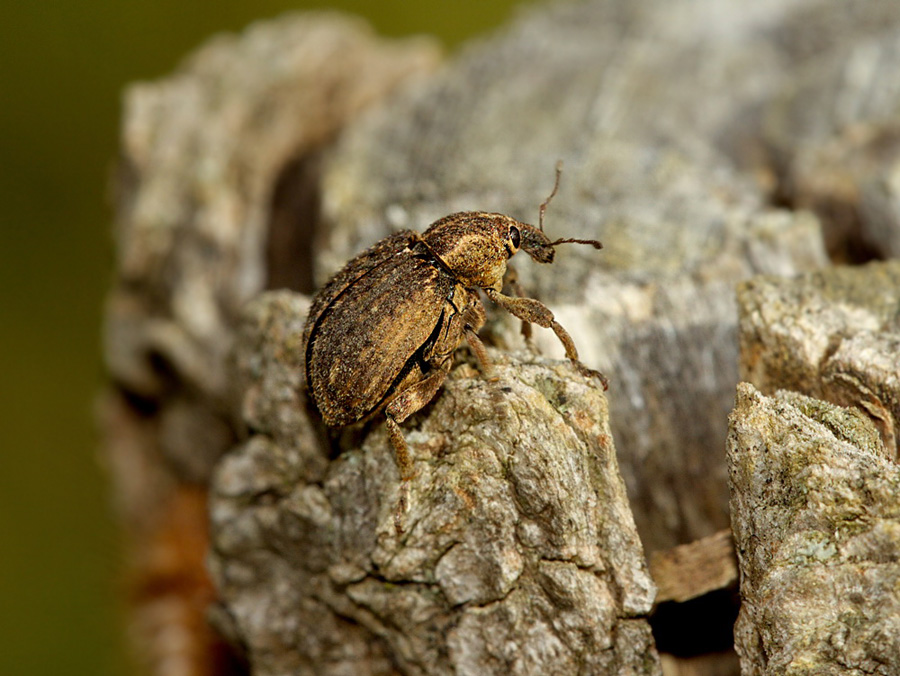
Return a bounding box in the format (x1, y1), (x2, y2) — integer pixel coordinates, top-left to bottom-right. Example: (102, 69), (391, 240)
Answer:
(302, 206), (605, 491)
(303, 226), (478, 427)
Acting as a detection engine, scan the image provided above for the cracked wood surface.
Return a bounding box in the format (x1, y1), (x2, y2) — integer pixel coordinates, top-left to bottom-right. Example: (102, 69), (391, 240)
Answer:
(210, 292), (659, 676)
(733, 261), (900, 675)
(738, 260), (900, 461)
(728, 385), (900, 676)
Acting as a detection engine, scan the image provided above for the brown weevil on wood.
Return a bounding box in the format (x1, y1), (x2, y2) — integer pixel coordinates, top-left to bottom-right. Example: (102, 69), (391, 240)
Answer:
(301, 165), (605, 526)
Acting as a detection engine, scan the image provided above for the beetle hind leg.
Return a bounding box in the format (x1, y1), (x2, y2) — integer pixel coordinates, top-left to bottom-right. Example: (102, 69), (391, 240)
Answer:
(385, 414), (413, 535)
(384, 365), (450, 533)
(385, 365), (447, 479)
(385, 416), (414, 481)
(385, 366), (450, 433)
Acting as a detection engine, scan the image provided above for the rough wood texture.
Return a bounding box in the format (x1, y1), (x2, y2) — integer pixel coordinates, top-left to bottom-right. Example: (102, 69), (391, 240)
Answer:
(733, 261), (900, 674)
(102, 14), (439, 675)
(649, 530), (737, 605)
(727, 384), (900, 676)
(209, 291), (660, 676)
(102, 0), (900, 673)
(738, 261), (900, 461)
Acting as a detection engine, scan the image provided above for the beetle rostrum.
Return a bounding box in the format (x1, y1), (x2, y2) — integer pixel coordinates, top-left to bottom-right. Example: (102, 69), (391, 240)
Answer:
(301, 176), (605, 512)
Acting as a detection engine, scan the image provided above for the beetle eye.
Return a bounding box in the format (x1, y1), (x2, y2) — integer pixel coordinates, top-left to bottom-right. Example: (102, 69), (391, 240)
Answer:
(509, 226), (520, 250)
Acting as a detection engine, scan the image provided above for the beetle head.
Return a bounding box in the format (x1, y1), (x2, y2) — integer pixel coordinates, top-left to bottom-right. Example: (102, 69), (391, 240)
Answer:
(517, 222), (603, 265)
(518, 161), (602, 264)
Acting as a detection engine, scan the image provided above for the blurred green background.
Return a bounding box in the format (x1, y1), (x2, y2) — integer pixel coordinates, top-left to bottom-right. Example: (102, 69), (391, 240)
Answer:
(0, 2), (523, 673)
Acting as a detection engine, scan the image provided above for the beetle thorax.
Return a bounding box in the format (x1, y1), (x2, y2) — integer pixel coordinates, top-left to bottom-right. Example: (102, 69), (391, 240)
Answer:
(435, 230), (508, 288)
(423, 212), (517, 290)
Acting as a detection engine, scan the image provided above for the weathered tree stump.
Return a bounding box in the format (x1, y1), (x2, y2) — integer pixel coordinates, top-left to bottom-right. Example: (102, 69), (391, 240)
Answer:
(102, 1), (900, 674)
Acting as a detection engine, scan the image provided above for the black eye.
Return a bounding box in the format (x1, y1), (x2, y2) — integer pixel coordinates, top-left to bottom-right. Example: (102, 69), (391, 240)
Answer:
(509, 226), (520, 250)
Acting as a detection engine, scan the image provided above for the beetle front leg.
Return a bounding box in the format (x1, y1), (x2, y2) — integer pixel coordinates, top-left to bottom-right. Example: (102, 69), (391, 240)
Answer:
(484, 287), (608, 389)
(503, 264), (533, 340)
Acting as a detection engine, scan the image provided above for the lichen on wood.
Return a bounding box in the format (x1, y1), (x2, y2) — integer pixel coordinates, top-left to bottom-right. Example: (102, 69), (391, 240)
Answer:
(727, 384), (900, 676)
(738, 260), (900, 460)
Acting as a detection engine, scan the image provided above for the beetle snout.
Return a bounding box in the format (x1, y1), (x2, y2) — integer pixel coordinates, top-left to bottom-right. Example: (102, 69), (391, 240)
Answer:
(526, 246), (556, 264)
(519, 226), (556, 264)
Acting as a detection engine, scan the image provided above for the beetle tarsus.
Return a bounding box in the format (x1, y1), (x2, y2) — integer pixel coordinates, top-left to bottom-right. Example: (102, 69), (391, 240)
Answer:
(394, 483), (410, 535)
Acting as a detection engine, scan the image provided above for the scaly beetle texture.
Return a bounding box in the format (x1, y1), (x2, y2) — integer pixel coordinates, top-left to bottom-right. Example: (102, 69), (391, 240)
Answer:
(302, 167), (606, 493)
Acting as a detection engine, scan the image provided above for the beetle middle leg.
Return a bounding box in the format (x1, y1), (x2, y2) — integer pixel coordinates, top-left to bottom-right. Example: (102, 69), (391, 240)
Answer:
(458, 298), (497, 381)
(484, 287), (608, 389)
(464, 327), (495, 381)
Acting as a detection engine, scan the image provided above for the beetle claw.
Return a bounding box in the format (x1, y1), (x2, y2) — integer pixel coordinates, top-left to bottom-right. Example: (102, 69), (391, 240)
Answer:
(573, 361), (609, 390)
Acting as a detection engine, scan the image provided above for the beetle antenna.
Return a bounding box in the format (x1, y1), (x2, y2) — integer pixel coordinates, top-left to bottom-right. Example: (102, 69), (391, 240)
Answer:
(549, 237), (603, 250)
(538, 160), (564, 232)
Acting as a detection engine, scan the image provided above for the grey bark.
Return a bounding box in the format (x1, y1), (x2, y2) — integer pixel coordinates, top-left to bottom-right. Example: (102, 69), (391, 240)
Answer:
(737, 261), (900, 461)
(727, 384), (900, 676)
(209, 292), (658, 676)
(734, 261), (900, 674)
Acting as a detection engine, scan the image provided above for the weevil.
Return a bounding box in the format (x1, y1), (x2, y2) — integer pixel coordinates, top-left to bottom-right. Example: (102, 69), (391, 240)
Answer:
(302, 167), (605, 501)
